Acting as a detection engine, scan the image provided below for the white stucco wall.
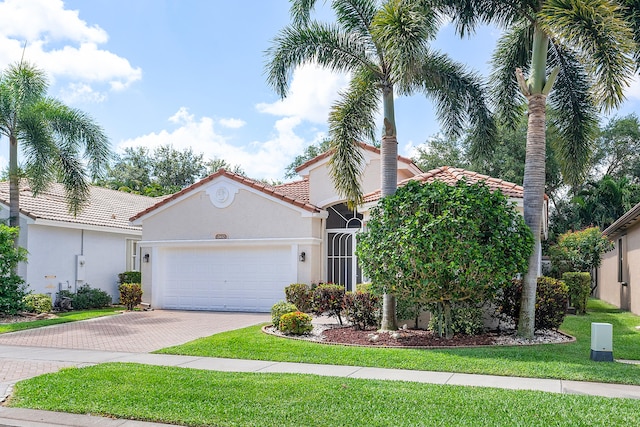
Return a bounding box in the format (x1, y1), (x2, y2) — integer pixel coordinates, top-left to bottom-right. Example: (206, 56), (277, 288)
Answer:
(598, 230), (639, 315)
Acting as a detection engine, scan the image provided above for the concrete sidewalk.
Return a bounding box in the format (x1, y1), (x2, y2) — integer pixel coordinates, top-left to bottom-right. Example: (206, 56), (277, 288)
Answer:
(1, 344), (640, 426)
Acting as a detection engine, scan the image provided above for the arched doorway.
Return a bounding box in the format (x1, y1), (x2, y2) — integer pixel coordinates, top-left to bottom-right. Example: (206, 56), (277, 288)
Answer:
(326, 203), (362, 291)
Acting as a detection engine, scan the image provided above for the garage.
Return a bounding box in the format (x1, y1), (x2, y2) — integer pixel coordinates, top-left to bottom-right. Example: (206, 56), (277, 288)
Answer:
(156, 245), (295, 312)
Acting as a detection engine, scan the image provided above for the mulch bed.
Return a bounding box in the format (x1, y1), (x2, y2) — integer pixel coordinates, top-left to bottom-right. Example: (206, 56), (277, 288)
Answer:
(322, 327), (496, 347)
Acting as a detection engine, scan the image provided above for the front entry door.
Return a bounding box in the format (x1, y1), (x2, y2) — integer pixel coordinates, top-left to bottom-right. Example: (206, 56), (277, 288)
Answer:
(327, 229), (360, 291)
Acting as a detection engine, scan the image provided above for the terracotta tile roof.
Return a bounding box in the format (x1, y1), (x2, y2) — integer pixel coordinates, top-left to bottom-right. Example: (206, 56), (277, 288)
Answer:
(274, 179), (310, 203)
(363, 166), (527, 203)
(295, 142), (417, 173)
(130, 170), (321, 222)
(0, 182), (158, 231)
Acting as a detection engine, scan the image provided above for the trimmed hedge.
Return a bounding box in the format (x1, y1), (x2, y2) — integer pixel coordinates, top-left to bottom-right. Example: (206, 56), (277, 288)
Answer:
(279, 311), (313, 335)
(563, 272), (591, 315)
(311, 284), (345, 325)
(284, 283), (312, 313)
(271, 301), (298, 330)
(59, 285), (112, 310)
(343, 290), (380, 330)
(119, 283), (143, 310)
(23, 293), (52, 314)
(499, 277), (568, 330)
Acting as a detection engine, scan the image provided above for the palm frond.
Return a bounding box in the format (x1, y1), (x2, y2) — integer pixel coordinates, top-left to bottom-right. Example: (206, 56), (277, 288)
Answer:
(0, 61), (48, 135)
(413, 50), (497, 156)
(436, 0), (537, 36)
(290, 0), (321, 26)
(489, 21), (532, 129)
(265, 22), (376, 97)
(618, 0), (640, 67)
(55, 150), (91, 216)
(372, 0), (438, 81)
(328, 67), (379, 206)
(333, 0), (377, 37)
(540, 0), (635, 111)
(546, 44), (598, 186)
(18, 108), (57, 193)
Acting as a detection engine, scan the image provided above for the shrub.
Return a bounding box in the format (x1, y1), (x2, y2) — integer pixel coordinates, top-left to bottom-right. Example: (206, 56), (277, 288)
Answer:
(279, 311), (313, 335)
(499, 277), (569, 330)
(311, 284), (345, 325)
(271, 301), (298, 330)
(59, 285), (112, 310)
(343, 290), (380, 330)
(23, 293), (52, 314)
(285, 283), (312, 312)
(428, 302), (485, 336)
(563, 272), (591, 315)
(119, 283), (143, 310)
(118, 271), (142, 285)
(0, 224), (28, 315)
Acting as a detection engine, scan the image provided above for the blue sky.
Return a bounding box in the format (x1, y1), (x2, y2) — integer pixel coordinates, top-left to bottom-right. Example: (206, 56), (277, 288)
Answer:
(0, 0), (639, 181)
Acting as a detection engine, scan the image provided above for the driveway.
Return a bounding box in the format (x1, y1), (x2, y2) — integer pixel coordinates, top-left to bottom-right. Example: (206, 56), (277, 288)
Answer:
(0, 310), (269, 387)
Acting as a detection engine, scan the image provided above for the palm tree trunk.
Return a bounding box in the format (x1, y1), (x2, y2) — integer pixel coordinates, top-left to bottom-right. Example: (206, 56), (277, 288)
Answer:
(9, 133), (20, 248)
(379, 83), (398, 331)
(518, 93), (547, 339)
(517, 27), (551, 339)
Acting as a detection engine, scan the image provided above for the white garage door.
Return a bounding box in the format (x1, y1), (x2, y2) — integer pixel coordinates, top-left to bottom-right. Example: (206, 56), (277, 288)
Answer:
(158, 245), (294, 312)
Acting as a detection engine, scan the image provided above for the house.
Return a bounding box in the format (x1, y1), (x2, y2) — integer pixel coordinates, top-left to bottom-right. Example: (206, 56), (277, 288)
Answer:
(598, 203), (640, 315)
(0, 182), (158, 302)
(131, 144), (547, 313)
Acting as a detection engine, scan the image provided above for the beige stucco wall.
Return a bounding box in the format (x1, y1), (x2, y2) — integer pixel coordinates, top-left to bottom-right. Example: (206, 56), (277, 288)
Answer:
(598, 230), (639, 315)
(142, 188), (321, 241)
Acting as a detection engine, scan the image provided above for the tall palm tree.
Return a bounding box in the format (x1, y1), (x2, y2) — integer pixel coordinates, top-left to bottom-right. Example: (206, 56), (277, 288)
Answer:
(0, 61), (110, 246)
(439, 0), (635, 337)
(266, 0), (495, 330)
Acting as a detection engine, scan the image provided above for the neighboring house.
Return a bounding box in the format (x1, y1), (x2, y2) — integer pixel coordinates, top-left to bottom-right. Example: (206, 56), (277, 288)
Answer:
(598, 203), (640, 315)
(0, 182), (158, 302)
(131, 144), (547, 313)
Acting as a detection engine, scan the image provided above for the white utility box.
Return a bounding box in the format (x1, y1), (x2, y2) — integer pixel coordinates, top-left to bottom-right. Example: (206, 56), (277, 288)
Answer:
(590, 322), (613, 362)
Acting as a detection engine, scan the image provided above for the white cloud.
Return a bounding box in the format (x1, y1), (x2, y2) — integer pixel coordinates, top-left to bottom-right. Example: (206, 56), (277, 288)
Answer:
(0, 0), (141, 101)
(624, 74), (640, 101)
(256, 64), (349, 123)
(219, 118), (246, 129)
(118, 108), (322, 180)
(58, 82), (106, 104)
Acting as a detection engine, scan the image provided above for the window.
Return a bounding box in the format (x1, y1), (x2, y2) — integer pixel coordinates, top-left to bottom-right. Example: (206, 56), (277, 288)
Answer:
(126, 239), (140, 272)
(618, 238), (623, 283)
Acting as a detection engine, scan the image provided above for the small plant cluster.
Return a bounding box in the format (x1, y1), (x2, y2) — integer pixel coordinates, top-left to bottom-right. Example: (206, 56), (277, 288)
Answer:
(119, 283), (143, 310)
(562, 272), (591, 315)
(0, 224), (28, 315)
(58, 285), (112, 310)
(499, 277), (569, 330)
(23, 293), (53, 314)
(270, 301), (312, 335)
(279, 311), (313, 334)
(284, 283), (380, 330)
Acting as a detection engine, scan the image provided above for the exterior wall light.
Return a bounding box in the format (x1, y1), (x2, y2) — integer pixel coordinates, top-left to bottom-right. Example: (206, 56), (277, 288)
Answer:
(299, 252), (306, 262)
(143, 253), (150, 263)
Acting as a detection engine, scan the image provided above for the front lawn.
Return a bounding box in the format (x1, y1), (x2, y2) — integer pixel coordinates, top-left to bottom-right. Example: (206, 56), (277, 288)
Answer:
(8, 363), (640, 427)
(0, 308), (122, 334)
(157, 299), (640, 385)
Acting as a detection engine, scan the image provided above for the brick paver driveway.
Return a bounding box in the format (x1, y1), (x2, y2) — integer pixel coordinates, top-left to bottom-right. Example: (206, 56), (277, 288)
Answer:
(0, 310), (269, 387)
(0, 310), (269, 352)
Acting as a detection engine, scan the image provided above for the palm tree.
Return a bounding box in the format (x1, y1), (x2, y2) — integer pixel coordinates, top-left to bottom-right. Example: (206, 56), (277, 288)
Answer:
(439, 0), (635, 337)
(0, 61), (110, 246)
(266, 0), (495, 330)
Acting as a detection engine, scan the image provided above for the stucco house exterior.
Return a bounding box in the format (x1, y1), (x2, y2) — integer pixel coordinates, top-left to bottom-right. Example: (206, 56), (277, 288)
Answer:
(132, 144), (546, 313)
(0, 182), (158, 302)
(598, 203), (640, 315)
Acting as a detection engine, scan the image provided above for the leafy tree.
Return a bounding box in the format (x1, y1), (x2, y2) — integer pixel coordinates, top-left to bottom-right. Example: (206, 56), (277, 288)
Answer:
(284, 139), (332, 179)
(549, 227), (614, 280)
(100, 147), (153, 193)
(356, 180), (532, 339)
(591, 114), (640, 181)
(441, 0), (636, 338)
(205, 157), (246, 176)
(267, 0), (495, 330)
(411, 133), (470, 172)
(152, 145), (205, 189)
(0, 62), (110, 246)
(0, 224), (27, 314)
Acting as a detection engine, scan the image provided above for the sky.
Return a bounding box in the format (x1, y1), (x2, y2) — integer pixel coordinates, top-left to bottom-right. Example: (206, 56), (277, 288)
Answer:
(0, 0), (639, 182)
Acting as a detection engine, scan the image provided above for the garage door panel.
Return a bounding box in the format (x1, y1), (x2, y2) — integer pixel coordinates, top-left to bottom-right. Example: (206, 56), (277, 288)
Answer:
(158, 246), (294, 312)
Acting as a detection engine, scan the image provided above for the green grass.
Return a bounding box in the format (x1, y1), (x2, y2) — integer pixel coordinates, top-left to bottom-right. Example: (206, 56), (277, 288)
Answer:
(0, 308), (122, 334)
(9, 363), (640, 427)
(157, 299), (640, 385)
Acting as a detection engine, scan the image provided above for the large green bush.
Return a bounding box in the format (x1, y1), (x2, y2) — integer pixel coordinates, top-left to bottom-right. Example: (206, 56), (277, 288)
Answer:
(271, 301), (298, 330)
(284, 283), (312, 313)
(59, 285), (112, 310)
(119, 283), (143, 310)
(23, 293), (53, 314)
(311, 284), (345, 325)
(0, 224), (28, 315)
(499, 277), (569, 330)
(357, 180), (533, 338)
(562, 272), (591, 314)
(549, 227), (613, 280)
